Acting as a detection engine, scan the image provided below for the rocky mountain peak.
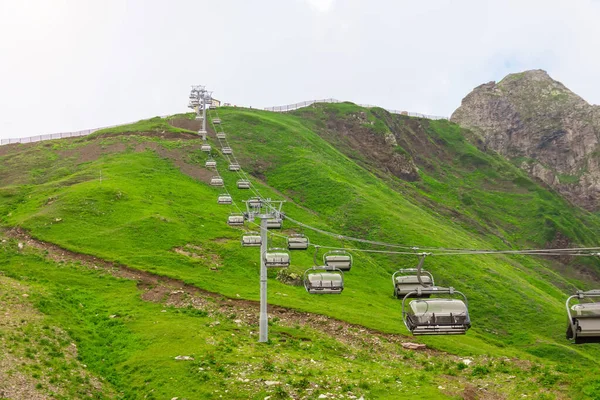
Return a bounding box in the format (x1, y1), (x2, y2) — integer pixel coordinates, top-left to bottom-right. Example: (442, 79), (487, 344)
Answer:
(451, 69), (600, 210)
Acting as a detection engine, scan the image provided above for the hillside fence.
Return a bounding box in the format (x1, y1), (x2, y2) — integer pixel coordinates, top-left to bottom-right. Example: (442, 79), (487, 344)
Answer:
(1, 100), (448, 146)
(264, 98), (449, 121)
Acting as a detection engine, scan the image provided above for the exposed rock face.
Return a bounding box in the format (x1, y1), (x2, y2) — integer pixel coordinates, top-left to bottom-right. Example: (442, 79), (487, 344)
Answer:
(451, 69), (600, 210)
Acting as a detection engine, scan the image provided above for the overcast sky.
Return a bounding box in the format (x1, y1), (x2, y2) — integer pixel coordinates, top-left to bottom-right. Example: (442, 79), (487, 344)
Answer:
(1, 0), (599, 139)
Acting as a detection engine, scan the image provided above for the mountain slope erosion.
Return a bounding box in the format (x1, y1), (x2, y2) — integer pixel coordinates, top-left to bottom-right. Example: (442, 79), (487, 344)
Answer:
(451, 69), (600, 211)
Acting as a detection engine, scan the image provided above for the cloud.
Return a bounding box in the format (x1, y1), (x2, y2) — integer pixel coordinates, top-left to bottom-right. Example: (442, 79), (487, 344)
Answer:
(2, 0), (600, 139)
(304, 0), (335, 13)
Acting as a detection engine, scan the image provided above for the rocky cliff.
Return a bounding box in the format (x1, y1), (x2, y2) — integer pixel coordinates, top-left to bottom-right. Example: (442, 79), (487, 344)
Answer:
(451, 69), (600, 210)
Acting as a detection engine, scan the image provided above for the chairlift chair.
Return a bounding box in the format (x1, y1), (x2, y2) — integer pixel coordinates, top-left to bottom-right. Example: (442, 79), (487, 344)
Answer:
(247, 197), (262, 208)
(288, 234), (309, 250)
(201, 143), (211, 152)
(303, 266), (344, 294)
(263, 248), (290, 268)
(566, 290), (600, 344)
(210, 176), (224, 187)
(227, 213), (245, 226)
(229, 163), (241, 171)
(213, 118), (221, 124)
(205, 159), (217, 168)
(241, 232), (262, 247)
(237, 179), (251, 189)
(323, 250), (352, 271)
(402, 287), (471, 336)
(195, 114), (203, 121)
(393, 268), (435, 299)
(216, 132), (226, 139)
(267, 218), (283, 229)
(222, 147), (233, 155)
(217, 194), (232, 205)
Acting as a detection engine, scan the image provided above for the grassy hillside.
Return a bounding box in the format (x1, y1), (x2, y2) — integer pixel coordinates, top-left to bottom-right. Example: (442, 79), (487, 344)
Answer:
(1, 104), (600, 398)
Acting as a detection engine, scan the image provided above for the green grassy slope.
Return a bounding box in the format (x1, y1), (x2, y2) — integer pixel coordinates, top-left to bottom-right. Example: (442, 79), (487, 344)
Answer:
(2, 234), (575, 400)
(1, 104), (600, 397)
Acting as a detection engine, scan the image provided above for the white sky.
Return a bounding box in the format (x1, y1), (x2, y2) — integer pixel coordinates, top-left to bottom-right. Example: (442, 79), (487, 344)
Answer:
(1, 0), (599, 139)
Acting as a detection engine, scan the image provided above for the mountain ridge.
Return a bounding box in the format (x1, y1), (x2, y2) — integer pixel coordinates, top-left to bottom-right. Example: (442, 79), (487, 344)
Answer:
(451, 69), (600, 211)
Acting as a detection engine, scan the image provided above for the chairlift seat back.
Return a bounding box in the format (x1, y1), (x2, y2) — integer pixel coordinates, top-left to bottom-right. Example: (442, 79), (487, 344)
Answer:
(242, 235), (262, 247)
(227, 215), (245, 226)
(218, 195), (232, 205)
(210, 177), (224, 186)
(229, 163), (240, 171)
(405, 299), (470, 336)
(324, 255), (352, 271)
(222, 147), (233, 154)
(288, 236), (309, 250)
(264, 252), (290, 268)
(395, 275), (433, 298)
(237, 180), (250, 189)
(267, 218), (282, 229)
(201, 144), (211, 152)
(217, 132), (226, 139)
(571, 303), (600, 317)
(305, 272), (343, 294)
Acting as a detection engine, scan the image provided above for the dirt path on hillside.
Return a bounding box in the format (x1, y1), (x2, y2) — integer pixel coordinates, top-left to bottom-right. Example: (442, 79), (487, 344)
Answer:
(2, 227), (434, 355)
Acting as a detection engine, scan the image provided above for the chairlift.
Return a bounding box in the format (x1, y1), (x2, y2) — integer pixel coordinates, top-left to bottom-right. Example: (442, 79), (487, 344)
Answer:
(205, 158), (217, 168)
(241, 232), (262, 247)
(247, 197), (262, 208)
(263, 248), (290, 268)
(222, 147), (233, 155)
(217, 194), (232, 205)
(393, 269), (435, 298)
(303, 266), (344, 294)
(229, 163), (241, 171)
(323, 250), (352, 271)
(393, 254), (435, 298)
(237, 179), (251, 189)
(213, 118), (221, 124)
(195, 114), (203, 121)
(201, 143), (211, 152)
(288, 234), (309, 250)
(227, 213), (245, 226)
(566, 290), (600, 344)
(267, 218), (283, 229)
(402, 287), (471, 336)
(210, 176), (224, 187)
(216, 132), (226, 140)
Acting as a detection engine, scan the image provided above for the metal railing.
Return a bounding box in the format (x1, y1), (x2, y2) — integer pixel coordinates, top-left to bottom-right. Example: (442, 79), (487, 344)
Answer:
(264, 99), (449, 121)
(0, 100), (448, 146)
